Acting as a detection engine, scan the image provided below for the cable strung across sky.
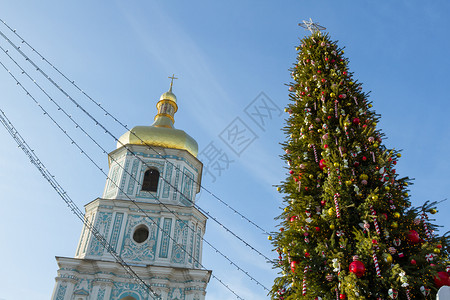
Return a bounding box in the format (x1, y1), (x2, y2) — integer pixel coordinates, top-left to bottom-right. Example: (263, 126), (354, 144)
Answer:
(0, 33), (271, 293)
(0, 109), (161, 300)
(0, 19), (274, 298)
(0, 16), (271, 238)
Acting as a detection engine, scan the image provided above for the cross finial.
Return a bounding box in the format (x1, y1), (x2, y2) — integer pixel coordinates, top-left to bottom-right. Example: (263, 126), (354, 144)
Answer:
(168, 74), (178, 92)
(299, 18), (326, 33)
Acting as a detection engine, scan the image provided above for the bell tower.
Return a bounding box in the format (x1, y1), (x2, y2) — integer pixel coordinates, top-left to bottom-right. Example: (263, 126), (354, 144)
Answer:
(51, 79), (211, 300)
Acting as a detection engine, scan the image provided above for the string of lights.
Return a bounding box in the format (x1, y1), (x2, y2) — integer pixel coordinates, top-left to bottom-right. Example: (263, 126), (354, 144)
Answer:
(0, 25), (274, 265)
(0, 63), (246, 299)
(0, 17), (271, 237)
(0, 37), (272, 290)
(0, 52), (267, 297)
(0, 108), (161, 300)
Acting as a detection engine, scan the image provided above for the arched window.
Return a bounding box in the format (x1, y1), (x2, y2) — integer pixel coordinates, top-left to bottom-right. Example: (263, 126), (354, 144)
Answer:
(142, 168), (159, 192)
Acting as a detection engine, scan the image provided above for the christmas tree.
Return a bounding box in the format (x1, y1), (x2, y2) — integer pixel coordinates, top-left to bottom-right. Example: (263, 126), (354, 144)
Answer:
(270, 21), (450, 300)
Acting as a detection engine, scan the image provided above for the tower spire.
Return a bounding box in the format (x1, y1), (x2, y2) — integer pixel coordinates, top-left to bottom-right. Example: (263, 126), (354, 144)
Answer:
(168, 74), (178, 92)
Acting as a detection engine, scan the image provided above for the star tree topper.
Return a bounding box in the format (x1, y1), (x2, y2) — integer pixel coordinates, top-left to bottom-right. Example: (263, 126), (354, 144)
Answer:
(299, 18), (326, 33)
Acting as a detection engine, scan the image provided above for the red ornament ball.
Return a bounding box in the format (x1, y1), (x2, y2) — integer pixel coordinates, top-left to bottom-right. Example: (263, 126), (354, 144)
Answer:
(319, 159), (327, 170)
(349, 260), (366, 278)
(290, 261), (298, 273)
(435, 271), (450, 288)
(410, 259), (417, 265)
(408, 230), (420, 244)
(340, 294), (346, 300)
(362, 156), (367, 161)
(352, 117), (360, 125)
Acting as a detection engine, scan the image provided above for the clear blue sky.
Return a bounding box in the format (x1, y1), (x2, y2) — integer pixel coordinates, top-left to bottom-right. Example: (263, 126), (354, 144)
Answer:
(0, 1), (449, 299)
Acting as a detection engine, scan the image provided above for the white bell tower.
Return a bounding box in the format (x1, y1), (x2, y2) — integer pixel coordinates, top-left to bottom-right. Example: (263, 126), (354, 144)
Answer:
(51, 79), (211, 300)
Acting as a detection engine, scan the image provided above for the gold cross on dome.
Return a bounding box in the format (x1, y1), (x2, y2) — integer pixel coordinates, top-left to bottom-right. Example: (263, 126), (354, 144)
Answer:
(299, 18), (326, 33)
(168, 74), (178, 92)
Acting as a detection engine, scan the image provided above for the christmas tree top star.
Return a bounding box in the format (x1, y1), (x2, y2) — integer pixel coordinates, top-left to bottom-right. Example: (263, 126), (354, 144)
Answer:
(298, 18), (326, 33)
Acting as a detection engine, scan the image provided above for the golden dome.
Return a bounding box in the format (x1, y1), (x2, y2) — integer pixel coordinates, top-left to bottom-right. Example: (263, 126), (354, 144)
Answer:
(117, 77), (198, 157)
(160, 90), (177, 103)
(117, 125), (198, 157)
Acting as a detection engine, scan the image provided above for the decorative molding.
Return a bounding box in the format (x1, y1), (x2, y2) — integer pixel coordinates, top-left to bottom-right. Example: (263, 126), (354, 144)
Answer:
(109, 212), (124, 251)
(55, 284), (67, 300)
(159, 218), (173, 258)
(180, 167), (194, 206)
(127, 159), (140, 195)
(120, 215), (159, 262)
(171, 220), (189, 264)
(162, 163), (173, 198)
(88, 212), (113, 256)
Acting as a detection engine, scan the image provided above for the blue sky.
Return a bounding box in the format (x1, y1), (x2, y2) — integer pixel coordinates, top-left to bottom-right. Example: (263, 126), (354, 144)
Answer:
(0, 1), (449, 299)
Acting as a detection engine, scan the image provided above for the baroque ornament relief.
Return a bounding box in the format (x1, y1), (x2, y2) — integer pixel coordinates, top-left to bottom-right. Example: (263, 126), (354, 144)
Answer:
(121, 214), (159, 261)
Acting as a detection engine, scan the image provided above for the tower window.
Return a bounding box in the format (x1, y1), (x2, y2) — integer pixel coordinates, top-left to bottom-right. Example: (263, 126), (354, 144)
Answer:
(142, 168), (159, 192)
(133, 225), (149, 243)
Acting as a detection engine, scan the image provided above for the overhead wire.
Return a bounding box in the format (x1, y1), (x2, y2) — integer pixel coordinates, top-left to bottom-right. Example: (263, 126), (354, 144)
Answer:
(0, 22), (274, 264)
(0, 37), (271, 293)
(0, 43), (270, 297)
(0, 60), (245, 299)
(0, 17), (271, 238)
(0, 110), (160, 299)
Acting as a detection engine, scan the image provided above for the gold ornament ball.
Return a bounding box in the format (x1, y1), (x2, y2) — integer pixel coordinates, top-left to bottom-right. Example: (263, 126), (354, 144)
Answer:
(385, 186), (390, 191)
(328, 207), (335, 216)
(397, 153), (402, 157)
(372, 195), (378, 201)
(330, 224), (335, 230)
(330, 92), (335, 97)
(430, 209), (437, 214)
(334, 162), (339, 167)
(391, 222), (398, 229)
(284, 207), (289, 212)
(384, 253), (393, 263)
(394, 212), (400, 218)
(268, 235), (272, 240)
(283, 247), (288, 254)
(277, 187), (281, 191)
(368, 104), (373, 108)
(309, 174), (314, 179)
(434, 248), (441, 254)
(360, 174), (368, 180)
(404, 193), (408, 197)
(345, 180), (352, 186)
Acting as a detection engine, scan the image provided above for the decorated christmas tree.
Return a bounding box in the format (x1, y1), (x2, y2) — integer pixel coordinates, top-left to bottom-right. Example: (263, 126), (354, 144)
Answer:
(270, 20), (450, 300)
